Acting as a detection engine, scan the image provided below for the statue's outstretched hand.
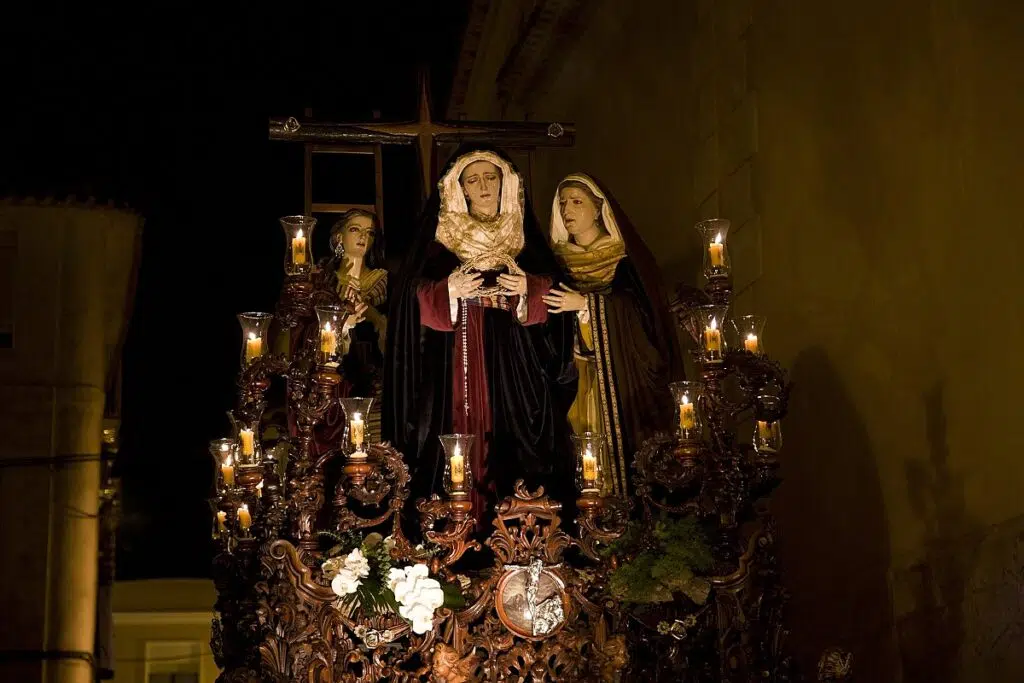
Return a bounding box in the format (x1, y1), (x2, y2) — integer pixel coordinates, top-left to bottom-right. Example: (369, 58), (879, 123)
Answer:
(448, 271), (484, 299)
(543, 283), (586, 314)
(344, 302), (368, 330)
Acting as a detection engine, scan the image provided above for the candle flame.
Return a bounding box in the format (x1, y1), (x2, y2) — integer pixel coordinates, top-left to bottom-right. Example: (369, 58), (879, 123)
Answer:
(747, 332), (757, 341)
(239, 503), (248, 512)
(585, 445), (593, 459)
(220, 442), (230, 451)
(682, 393), (690, 405)
(352, 412), (362, 421)
(454, 443), (461, 458)
(225, 454), (232, 466)
(324, 321), (332, 332)
(709, 316), (718, 330)
(296, 229), (304, 239)
(248, 331), (257, 341)
(714, 232), (722, 245)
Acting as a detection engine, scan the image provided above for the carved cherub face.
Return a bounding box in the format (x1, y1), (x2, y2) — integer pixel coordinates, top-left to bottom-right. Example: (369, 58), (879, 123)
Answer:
(558, 186), (600, 237)
(340, 214), (376, 260)
(460, 160), (502, 218)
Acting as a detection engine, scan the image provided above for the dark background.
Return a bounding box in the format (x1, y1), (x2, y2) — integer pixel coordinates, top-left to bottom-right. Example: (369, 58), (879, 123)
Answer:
(1, 1), (470, 578)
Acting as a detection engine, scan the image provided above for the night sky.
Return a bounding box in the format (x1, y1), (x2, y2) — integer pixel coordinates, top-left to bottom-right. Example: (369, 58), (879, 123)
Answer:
(2, 1), (470, 578)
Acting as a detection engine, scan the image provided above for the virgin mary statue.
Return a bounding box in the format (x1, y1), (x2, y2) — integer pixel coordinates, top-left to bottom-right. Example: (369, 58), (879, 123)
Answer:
(384, 146), (577, 516)
(543, 173), (682, 495)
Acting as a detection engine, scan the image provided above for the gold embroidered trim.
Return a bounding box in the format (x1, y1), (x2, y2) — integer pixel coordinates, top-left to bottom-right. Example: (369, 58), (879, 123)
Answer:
(591, 293), (627, 496)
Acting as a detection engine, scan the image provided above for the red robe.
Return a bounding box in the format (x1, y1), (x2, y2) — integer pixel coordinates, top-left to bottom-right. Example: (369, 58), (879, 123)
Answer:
(417, 275), (551, 517)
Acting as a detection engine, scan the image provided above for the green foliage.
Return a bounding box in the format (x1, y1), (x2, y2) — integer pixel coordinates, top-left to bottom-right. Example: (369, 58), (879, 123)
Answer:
(441, 582), (466, 609)
(606, 514), (713, 605)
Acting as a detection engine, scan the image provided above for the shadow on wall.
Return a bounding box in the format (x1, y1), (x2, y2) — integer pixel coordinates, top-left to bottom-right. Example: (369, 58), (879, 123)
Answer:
(772, 346), (898, 681)
(897, 383), (984, 683)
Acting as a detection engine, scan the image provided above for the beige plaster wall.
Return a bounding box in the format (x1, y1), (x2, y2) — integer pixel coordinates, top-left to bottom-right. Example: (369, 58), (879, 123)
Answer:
(464, 0), (1024, 679)
(0, 201), (141, 683)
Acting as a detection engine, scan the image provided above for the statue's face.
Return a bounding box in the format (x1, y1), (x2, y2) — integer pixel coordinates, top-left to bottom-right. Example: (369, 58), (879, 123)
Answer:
(339, 215), (375, 260)
(558, 186), (599, 236)
(460, 160), (502, 217)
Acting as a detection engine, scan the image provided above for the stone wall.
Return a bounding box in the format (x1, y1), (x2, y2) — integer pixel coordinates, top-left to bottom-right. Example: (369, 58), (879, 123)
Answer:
(460, 0), (1024, 679)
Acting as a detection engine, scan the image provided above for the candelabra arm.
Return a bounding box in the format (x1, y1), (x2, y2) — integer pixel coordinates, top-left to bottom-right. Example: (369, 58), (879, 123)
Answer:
(417, 495), (480, 572)
(575, 494), (628, 562)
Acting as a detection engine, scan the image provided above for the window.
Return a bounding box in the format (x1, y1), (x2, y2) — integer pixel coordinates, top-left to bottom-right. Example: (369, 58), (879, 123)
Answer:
(149, 675), (198, 683)
(145, 641), (201, 683)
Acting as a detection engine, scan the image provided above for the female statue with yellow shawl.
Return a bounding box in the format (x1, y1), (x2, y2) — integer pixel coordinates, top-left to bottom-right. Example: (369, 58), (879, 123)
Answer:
(543, 174), (682, 496)
(324, 209), (387, 443)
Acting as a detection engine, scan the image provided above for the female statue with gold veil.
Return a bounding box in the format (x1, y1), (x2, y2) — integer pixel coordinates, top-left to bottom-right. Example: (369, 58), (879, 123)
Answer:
(543, 174), (682, 496)
(385, 146), (577, 516)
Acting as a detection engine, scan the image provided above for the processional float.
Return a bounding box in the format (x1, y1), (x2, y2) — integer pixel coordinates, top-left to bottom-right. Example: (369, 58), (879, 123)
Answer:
(208, 216), (852, 682)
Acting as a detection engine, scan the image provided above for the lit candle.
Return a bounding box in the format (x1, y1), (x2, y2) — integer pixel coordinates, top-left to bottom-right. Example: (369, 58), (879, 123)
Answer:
(350, 412), (365, 450)
(704, 317), (722, 353)
(291, 229), (307, 266)
(757, 420), (774, 443)
(245, 332), (263, 364)
(582, 445), (597, 487)
(256, 480), (263, 499)
(450, 443), (465, 486)
(320, 322), (338, 355)
(744, 333), (759, 353)
(237, 503), (252, 530)
(679, 397), (696, 431)
(221, 455), (235, 488)
(239, 429), (255, 458)
(708, 232), (725, 267)
(216, 510), (228, 533)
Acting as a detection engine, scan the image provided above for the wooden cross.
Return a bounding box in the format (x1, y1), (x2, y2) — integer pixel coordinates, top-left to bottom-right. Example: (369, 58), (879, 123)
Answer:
(268, 72), (575, 201)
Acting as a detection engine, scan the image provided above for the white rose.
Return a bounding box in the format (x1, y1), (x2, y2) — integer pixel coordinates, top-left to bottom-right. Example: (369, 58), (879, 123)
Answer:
(386, 567), (406, 593)
(330, 568), (362, 596)
(415, 577), (445, 610)
(343, 548), (370, 578)
(399, 601), (436, 635)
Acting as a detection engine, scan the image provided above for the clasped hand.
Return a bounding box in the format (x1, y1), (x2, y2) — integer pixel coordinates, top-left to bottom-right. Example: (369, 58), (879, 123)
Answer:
(449, 271), (528, 298)
(543, 283), (586, 313)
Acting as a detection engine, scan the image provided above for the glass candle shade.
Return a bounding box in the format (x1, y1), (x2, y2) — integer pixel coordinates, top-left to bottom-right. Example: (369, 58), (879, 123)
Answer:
(339, 397), (374, 458)
(315, 304), (346, 368)
(753, 419), (783, 454)
(228, 410), (263, 468)
(210, 438), (238, 491)
(237, 312), (272, 367)
(281, 215), (317, 276)
(236, 503), (253, 537)
(732, 315), (767, 355)
(572, 432), (606, 494)
(753, 394), (784, 455)
(211, 501), (230, 540)
(669, 381), (704, 442)
(696, 218), (731, 279)
(690, 304), (729, 363)
(439, 434), (475, 497)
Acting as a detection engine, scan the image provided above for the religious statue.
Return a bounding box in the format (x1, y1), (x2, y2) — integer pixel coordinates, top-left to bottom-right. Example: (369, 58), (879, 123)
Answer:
(543, 173), (682, 495)
(324, 209), (388, 443)
(384, 145), (578, 518)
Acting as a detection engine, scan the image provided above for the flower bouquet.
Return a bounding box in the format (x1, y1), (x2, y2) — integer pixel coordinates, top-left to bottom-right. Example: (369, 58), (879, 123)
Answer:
(319, 532), (465, 635)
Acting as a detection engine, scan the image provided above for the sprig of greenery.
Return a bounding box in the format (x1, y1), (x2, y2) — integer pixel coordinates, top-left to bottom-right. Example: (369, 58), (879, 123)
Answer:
(605, 514), (713, 605)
